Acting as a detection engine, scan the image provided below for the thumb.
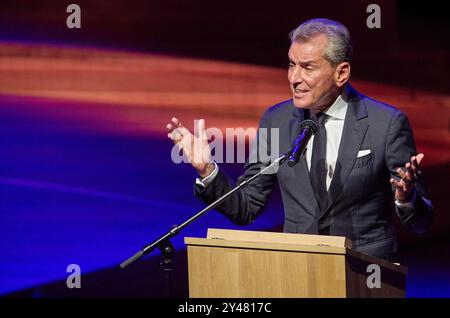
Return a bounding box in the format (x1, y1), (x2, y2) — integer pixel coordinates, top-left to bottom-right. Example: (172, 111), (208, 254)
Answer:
(197, 118), (207, 140)
(416, 153), (425, 165)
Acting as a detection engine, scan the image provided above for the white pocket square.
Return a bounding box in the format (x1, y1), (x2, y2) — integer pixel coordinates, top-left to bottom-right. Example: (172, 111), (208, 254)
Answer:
(357, 149), (371, 158)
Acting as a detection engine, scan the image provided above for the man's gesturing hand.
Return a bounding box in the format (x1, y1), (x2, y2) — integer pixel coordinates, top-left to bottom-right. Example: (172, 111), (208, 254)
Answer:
(167, 117), (215, 178)
(390, 153), (424, 203)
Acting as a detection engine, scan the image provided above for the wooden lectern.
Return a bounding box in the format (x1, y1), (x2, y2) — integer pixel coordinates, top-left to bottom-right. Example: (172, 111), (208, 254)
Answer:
(184, 228), (407, 298)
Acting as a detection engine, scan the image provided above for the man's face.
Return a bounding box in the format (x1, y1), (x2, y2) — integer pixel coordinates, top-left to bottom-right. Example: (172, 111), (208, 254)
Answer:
(288, 34), (339, 111)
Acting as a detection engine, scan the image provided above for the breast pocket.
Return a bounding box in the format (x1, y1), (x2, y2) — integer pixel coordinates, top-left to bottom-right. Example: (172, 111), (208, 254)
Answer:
(353, 153), (373, 169)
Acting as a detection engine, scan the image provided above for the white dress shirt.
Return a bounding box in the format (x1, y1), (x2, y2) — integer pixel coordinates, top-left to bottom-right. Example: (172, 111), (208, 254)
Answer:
(306, 91), (348, 191)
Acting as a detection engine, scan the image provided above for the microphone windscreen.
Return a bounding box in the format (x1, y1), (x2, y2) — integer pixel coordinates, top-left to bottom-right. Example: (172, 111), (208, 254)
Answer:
(300, 119), (318, 134)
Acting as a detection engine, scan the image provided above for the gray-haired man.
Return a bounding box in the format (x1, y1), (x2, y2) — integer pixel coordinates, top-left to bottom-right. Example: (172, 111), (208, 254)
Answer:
(166, 18), (433, 261)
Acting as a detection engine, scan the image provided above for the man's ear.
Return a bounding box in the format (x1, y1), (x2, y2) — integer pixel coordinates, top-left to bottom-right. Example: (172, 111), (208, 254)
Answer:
(334, 62), (351, 87)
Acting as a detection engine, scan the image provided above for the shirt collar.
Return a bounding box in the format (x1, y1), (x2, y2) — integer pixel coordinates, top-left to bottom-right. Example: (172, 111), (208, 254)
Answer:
(324, 86), (349, 120)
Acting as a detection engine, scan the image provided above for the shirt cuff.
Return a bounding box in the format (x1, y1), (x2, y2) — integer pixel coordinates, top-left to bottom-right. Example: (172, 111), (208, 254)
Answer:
(195, 162), (219, 188)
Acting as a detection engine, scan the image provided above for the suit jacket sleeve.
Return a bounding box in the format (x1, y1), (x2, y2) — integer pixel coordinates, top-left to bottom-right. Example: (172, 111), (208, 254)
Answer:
(385, 110), (433, 233)
(194, 109), (277, 225)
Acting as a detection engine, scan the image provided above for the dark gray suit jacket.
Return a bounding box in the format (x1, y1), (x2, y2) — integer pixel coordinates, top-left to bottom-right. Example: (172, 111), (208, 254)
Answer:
(195, 85), (433, 260)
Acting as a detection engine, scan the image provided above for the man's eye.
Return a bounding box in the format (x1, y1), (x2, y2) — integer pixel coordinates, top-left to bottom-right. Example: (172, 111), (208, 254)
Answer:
(288, 63), (295, 68)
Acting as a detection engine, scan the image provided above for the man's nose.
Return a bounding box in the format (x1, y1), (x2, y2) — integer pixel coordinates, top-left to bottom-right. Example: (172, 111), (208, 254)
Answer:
(289, 67), (303, 86)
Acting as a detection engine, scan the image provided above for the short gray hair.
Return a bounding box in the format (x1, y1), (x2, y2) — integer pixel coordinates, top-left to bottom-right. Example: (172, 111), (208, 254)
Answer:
(289, 18), (353, 66)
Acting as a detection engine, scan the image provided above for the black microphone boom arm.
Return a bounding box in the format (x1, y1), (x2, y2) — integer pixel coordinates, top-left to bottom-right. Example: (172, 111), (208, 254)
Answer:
(120, 119), (316, 269)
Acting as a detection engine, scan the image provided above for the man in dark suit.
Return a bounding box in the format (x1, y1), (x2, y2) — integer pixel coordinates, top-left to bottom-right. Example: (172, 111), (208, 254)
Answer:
(166, 18), (433, 261)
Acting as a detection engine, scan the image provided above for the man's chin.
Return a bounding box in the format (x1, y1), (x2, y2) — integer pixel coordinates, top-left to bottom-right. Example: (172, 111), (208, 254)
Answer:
(293, 97), (313, 109)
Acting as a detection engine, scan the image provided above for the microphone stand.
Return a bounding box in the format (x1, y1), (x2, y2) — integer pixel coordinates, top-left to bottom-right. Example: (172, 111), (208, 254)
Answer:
(120, 152), (290, 295)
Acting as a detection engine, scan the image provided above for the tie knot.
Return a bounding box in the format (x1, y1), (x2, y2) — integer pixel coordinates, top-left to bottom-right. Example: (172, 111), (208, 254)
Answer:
(312, 112), (327, 127)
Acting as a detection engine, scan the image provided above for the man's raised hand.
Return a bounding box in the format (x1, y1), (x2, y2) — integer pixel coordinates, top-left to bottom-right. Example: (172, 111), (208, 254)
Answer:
(166, 117), (215, 178)
(390, 153), (425, 202)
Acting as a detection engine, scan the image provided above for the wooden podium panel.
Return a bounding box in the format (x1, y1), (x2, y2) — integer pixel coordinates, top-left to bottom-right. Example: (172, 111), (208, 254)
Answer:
(185, 229), (407, 298)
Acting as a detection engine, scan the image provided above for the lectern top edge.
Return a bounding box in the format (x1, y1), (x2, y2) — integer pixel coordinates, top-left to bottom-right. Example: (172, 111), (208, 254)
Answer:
(206, 228), (352, 249)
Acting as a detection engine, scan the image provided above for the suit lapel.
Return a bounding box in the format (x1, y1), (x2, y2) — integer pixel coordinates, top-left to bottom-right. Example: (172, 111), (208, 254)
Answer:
(319, 87), (369, 219)
(289, 107), (320, 215)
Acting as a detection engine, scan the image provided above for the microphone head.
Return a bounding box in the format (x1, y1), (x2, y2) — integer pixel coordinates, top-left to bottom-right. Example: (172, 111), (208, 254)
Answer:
(300, 119), (318, 134)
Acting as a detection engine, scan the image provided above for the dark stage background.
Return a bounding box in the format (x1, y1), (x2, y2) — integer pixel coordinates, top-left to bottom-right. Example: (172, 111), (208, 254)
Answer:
(0, 0), (449, 297)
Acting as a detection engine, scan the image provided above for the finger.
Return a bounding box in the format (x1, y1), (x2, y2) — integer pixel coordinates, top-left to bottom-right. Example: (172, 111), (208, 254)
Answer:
(169, 126), (187, 141)
(415, 153), (424, 165)
(404, 162), (415, 182)
(390, 178), (401, 188)
(409, 157), (418, 175)
(168, 131), (180, 142)
(396, 177), (409, 192)
(411, 153), (424, 179)
(171, 117), (184, 128)
(396, 167), (406, 179)
(397, 167), (412, 189)
(167, 117), (181, 132)
(407, 160), (420, 183)
(175, 126), (191, 137)
(413, 153), (424, 179)
(404, 168), (414, 185)
(197, 118), (207, 140)
(390, 178), (407, 192)
(400, 165), (412, 182)
(169, 125), (190, 139)
(416, 153), (424, 163)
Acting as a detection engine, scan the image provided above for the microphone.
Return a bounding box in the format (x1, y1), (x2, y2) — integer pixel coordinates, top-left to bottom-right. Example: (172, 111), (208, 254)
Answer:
(287, 119), (318, 167)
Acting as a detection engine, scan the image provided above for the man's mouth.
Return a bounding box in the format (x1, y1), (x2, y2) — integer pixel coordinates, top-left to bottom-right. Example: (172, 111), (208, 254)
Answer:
(294, 88), (309, 97)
